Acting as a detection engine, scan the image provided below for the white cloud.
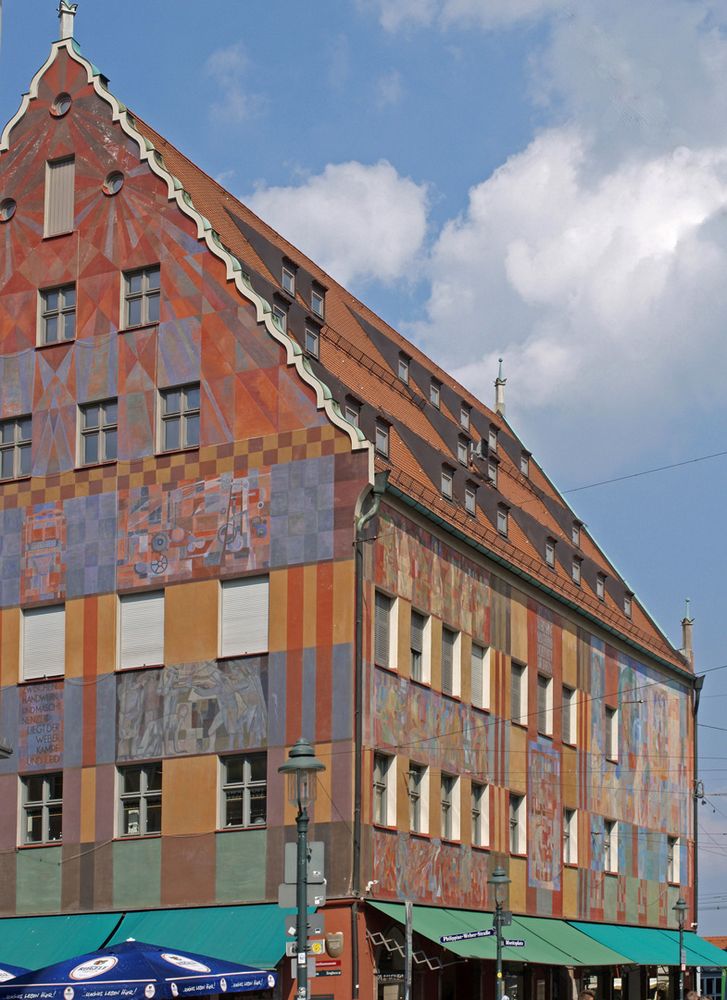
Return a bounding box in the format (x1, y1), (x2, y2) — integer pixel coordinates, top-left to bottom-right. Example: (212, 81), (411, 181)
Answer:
(205, 42), (264, 125)
(366, 0), (568, 32)
(247, 161), (429, 287)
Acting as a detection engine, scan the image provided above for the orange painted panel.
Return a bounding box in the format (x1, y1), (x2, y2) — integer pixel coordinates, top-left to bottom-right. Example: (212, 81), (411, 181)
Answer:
(0, 609), (19, 687)
(165, 581), (219, 665)
(332, 560), (354, 646)
(269, 570), (288, 653)
(162, 755), (217, 836)
(65, 598), (85, 679)
(509, 855), (527, 912)
(97, 594), (117, 674)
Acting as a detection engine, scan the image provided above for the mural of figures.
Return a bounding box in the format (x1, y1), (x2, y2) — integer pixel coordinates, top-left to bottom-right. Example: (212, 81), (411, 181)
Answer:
(528, 738), (561, 891)
(375, 830), (490, 909)
(116, 658), (267, 761)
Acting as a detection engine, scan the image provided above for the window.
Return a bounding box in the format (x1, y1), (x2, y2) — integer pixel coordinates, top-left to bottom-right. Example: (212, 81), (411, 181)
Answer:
(118, 763), (162, 837)
(410, 611), (429, 683)
(79, 399), (117, 465)
(488, 460), (498, 486)
(272, 304), (287, 332)
(160, 383), (200, 451)
(220, 754), (266, 828)
(304, 326), (319, 358)
(564, 808), (578, 865)
(44, 156), (74, 236)
(572, 557), (582, 585)
(471, 644), (491, 710)
(511, 662), (527, 725)
(124, 265), (160, 328)
(471, 782), (489, 847)
(373, 753), (395, 826)
(604, 819), (618, 873)
(537, 673), (553, 736)
(398, 354), (410, 383)
(624, 592), (633, 618)
(572, 521), (581, 547)
(430, 380), (441, 408)
(21, 773), (63, 844)
(119, 591), (164, 669)
(311, 285), (325, 319)
(23, 605), (65, 680)
(488, 426), (498, 452)
(605, 706), (618, 761)
(562, 686), (576, 745)
(545, 538), (556, 568)
(457, 436), (469, 466)
(667, 836), (680, 884)
(408, 763), (428, 834)
(497, 505), (508, 536)
(509, 793), (526, 854)
(0, 416), (31, 480)
(344, 399), (361, 427)
(460, 403), (470, 431)
(220, 577), (269, 656)
(40, 284), (75, 343)
(441, 774), (460, 841)
(281, 263), (295, 295)
(375, 420), (390, 458)
(520, 451), (530, 477)
(465, 484), (476, 515)
(441, 465), (454, 500)
(596, 573), (606, 601)
(441, 626), (460, 696)
(374, 591), (394, 668)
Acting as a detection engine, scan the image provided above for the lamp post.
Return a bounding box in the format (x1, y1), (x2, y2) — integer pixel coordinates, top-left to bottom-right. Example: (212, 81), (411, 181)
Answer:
(673, 896), (687, 1000)
(488, 866), (511, 1000)
(279, 738), (325, 1000)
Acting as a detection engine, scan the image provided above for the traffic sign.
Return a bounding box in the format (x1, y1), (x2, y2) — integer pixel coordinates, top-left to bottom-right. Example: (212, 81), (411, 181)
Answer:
(440, 929), (495, 944)
(284, 841), (325, 885)
(278, 879), (327, 909)
(504, 938), (526, 948)
(283, 914), (325, 937)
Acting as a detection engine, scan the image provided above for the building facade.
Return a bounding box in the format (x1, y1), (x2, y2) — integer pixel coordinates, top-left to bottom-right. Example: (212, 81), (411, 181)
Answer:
(0, 9), (709, 1000)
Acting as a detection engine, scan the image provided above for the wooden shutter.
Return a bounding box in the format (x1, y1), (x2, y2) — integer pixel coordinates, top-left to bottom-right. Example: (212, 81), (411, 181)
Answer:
(120, 591), (164, 669)
(44, 157), (75, 236)
(23, 606), (65, 679)
(471, 644), (484, 707)
(374, 592), (390, 666)
(221, 577), (269, 657)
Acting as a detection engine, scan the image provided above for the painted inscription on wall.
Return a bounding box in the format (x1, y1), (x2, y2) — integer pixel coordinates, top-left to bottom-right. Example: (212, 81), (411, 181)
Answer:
(18, 683), (64, 770)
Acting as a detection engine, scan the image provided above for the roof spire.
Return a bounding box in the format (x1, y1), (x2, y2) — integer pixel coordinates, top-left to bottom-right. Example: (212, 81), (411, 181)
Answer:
(494, 357), (506, 417)
(58, 1), (78, 41)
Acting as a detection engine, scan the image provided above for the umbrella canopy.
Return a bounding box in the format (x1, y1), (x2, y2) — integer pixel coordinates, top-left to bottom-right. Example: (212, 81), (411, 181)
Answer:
(0, 966), (29, 984)
(0, 940), (276, 1000)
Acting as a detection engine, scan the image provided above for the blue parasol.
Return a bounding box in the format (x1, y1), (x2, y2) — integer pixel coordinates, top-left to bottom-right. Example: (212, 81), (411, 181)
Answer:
(0, 966), (29, 983)
(0, 940), (276, 1000)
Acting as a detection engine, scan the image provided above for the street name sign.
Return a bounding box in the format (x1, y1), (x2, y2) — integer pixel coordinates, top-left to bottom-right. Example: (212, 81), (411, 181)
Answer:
(440, 929), (495, 944)
(504, 939), (526, 948)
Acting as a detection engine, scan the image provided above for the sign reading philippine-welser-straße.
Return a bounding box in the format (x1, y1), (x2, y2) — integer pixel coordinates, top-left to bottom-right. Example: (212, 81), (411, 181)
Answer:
(439, 930), (495, 944)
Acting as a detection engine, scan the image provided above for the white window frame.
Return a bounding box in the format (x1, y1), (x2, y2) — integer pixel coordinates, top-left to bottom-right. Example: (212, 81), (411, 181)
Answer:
(604, 819), (618, 873)
(398, 354), (410, 384)
(373, 753), (396, 827)
(281, 263), (295, 296)
(219, 753), (267, 829)
(460, 403), (470, 431)
(572, 522), (581, 547)
(572, 557), (582, 585)
(117, 763), (162, 837)
(22, 605), (65, 680)
(464, 484), (476, 515)
(488, 426), (498, 452)
(118, 591), (164, 669)
(430, 380), (441, 408)
(509, 793), (526, 854)
(562, 685), (577, 745)
(488, 460), (498, 486)
(605, 705), (619, 761)
(410, 610), (430, 684)
(545, 538), (555, 568)
(20, 773), (63, 845)
(0, 415), (32, 481)
(220, 577), (269, 657)
(441, 466), (454, 500)
(344, 400), (361, 427)
(159, 382), (200, 452)
(408, 763), (429, 834)
(40, 283), (76, 344)
(304, 325), (319, 358)
(564, 807), (578, 865)
(471, 643), (491, 711)
(667, 835), (680, 884)
(511, 661), (527, 725)
(79, 398), (118, 466)
(311, 286), (325, 319)
(497, 505), (508, 536)
(457, 436), (469, 466)
(441, 626), (461, 697)
(272, 303), (287, 332)
(441, 773), (460, 841)
(471, 782), (489, 848)
(596, 573), (606, 601)
(624, 592), (633, 618)
(520, 452), (530, 476)
(123, 265), (160, 329)
(537, 673), (553, 736)
(375, 420), (390, 458)
(374, 590), (397, 669)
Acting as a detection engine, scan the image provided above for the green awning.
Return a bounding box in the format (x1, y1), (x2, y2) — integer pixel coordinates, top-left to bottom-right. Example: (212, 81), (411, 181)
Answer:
(370, 903), (630, 966)
(107, 904), (293, 970)
(571, 923), (727, 968)
(0, 912), (123, 968)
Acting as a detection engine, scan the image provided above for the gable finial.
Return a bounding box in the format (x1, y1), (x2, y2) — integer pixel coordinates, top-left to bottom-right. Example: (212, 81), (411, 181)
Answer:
(494, 357), (506, 417)
(58, 1), (78, 41)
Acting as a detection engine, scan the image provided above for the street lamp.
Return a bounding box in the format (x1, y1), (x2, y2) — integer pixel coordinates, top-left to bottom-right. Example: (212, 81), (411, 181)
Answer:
(673, 896), (687, 1000)
(279, 738), (326, 1000)
(488, 866), (511, 1000)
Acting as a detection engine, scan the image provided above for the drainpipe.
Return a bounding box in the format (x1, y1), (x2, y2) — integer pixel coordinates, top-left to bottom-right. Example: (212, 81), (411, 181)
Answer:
(352, 470), (388, 999)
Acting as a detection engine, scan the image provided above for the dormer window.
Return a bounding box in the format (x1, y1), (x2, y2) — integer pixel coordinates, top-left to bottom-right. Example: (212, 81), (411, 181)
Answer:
(545, 538), (556, 568)
(572, 521), (581, 547)
(430, 379), (441, 408)
(497, 504), (509, 536)
(460, 403), (470, 431)
(624, 592), (633, 618)
(488, 426), (498, 452)
(375, 420), (390, 458)
(272, 303), (287, 332)
(596, 573), (606, 601)
(281, 262), (295, 296)
(457, 436), (469, 466)
(487, 459), (498, 487)
(311, 285), (325, 319)
(441, 465), (454, 500)
(344, 398), (361, 428)
(465, 483), (477, 515)
(304, 326), (319, 359)
(572, 557), (582, 585)
(520, 451), (530, 477)
(398, 354), (410, 384)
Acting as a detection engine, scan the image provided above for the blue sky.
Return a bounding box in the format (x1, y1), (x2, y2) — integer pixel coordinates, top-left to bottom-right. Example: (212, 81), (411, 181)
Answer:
(3, 0), (727, 928)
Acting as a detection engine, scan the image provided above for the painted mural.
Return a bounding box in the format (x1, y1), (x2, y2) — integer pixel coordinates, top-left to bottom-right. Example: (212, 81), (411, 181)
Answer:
(21, 503), (66, 603)
(375, 830), (490, 909)
(116, 658), (268, 761)
(528, 738), (561, 891)
(18, 683), (64, 770)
